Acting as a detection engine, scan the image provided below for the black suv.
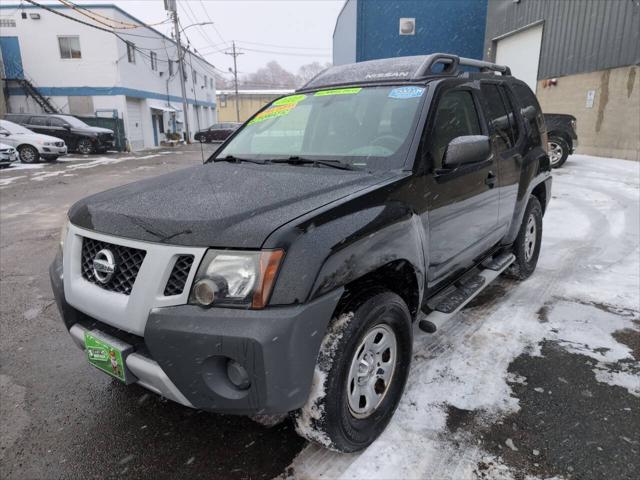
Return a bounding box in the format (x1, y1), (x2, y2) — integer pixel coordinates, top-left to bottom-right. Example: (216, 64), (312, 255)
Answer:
(50, 54), (551, 453)
(543, 113), (578, 168)
(4, 113), (114, 154)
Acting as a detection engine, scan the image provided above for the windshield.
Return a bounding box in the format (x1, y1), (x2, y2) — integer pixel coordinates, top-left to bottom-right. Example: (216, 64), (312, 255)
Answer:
(0, 120), (33, 135)
(58, 115), (90, 128)
(217, 85), (426, 170)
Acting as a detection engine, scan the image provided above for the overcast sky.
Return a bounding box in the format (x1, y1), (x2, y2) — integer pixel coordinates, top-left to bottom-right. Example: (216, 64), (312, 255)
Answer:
(72, 0), (344, 76)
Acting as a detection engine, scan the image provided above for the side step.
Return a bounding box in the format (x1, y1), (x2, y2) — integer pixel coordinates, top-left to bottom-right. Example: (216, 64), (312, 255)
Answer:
(419, 253), (515, 334)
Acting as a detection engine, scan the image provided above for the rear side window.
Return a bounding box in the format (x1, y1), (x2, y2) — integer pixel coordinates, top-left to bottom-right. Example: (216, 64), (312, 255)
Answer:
(428, 90), (482, 167)
(29, 117), (48, 126)
(512, 83), (544, 144)
(481, 84), (515, 150)
(48, 117), (67, 127)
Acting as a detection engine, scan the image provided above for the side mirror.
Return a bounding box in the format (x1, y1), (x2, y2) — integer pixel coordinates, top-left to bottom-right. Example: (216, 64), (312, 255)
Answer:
(521, 105), (537, 121)
(443, 135), (490, 168)
(63, 124), (72, 130)
(0, 130), (9, 136)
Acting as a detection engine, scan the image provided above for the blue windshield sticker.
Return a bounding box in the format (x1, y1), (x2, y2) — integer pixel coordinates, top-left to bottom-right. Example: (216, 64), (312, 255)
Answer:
(389, 86), (425, 99)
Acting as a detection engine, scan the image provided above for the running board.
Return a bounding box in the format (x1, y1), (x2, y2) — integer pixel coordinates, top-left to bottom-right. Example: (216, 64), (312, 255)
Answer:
(419, 253), (515, 334)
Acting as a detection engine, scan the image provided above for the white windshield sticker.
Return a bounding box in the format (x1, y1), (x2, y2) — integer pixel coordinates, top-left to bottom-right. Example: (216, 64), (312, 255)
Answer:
(388, 86), (425, 99)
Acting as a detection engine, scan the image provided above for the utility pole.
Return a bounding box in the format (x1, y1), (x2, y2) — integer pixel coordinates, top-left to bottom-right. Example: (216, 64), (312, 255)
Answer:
(168, 1), (191, 142)
(225, 41), (243, 122)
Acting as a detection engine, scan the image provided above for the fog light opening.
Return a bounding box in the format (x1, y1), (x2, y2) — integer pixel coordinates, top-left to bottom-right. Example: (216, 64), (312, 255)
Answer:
(226, 359), (251, 390)
(193, 278), (217, 306)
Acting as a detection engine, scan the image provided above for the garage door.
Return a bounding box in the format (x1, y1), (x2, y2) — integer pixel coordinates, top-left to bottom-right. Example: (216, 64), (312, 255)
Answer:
(495, 24), (543, 92)
(126, 98), (144, 150)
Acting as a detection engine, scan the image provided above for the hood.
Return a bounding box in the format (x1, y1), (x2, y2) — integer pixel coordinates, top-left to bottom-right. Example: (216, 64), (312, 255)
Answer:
(11, 132), (65, 144)
(69, 162), (398, 248)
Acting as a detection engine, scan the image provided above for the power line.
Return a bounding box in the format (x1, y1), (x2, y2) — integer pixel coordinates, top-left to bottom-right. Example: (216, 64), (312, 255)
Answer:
(235, 40), (330, 51)
(238, 47), (332, 58)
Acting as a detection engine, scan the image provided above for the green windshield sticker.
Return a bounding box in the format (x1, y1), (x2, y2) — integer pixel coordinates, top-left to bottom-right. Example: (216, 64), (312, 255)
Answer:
(248, 104), (296, 125)
(314, 87), (362, 97)
(272, 94), (306, 106)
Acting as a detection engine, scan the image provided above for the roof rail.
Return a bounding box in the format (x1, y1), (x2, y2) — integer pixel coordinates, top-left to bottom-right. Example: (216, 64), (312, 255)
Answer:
(412, 53), (511, 79)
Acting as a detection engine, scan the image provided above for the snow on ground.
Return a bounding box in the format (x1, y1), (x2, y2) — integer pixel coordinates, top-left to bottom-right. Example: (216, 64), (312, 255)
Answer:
(0, 150), (172, 182)
(285, 155), (640, 480)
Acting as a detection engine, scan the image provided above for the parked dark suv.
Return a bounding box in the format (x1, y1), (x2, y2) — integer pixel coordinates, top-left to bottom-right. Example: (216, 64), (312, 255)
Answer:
(194, 122), (241, 143)
(50, 54), (551, 453)
(543, 113), (578, 168)
(4, 113), (114, 154)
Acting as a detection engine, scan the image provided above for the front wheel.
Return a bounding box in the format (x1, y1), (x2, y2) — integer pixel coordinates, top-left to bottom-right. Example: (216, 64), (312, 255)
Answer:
(76, 139), (94, 154)
(18, 145), (39, 164)
(548, 136), (569, 168)
(506, 196), (543, 280)
(294, 290), (412, 452)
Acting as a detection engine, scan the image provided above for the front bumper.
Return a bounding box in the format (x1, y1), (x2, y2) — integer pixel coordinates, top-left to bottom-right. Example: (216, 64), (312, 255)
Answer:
(0, 151), (17, 164)
(50, 250), (342, 414)
(41, 145), (67, 157)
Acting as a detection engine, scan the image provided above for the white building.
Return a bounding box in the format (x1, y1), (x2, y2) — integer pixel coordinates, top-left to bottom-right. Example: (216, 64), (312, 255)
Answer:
(0, 3), (217, 150)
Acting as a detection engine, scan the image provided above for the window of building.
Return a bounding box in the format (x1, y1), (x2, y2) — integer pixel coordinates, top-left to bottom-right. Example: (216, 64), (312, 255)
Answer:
(58, 36), (81, 59)
(126, 42), (136, 63)
(428, 90), (481, 167)
(0, 19), (16, 28)
(168, 60), (174, 76)
(150, 51), (158, 71)
(204, 75), (207, 89)
(210, 78), (213, 89)
(192, 69), (197, 83)
(220, 95), (227, 108)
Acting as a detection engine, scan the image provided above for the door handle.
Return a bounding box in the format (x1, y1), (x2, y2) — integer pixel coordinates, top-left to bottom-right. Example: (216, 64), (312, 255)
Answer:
(485, 171), (497, 188)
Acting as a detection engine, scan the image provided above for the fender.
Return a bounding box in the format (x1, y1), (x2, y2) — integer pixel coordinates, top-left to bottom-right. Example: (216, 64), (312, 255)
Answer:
(264, 174), (426, 308)
(503, 146), (552, 245)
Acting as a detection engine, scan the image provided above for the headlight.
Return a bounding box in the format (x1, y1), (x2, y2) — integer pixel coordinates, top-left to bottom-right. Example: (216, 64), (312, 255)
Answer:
(60, 221), (69, 250)
(189, 249), (284, 309)
(43, 142), (56, 146)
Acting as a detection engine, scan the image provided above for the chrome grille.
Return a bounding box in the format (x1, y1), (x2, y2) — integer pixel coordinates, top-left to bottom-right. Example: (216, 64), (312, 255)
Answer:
(81, 237), (146, 295)
(164, 255), (194, 296)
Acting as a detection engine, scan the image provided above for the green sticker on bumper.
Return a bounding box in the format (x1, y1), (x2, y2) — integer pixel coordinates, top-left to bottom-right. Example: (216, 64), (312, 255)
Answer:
(84, 332), (126, 382)
(314, 87), (362, 96)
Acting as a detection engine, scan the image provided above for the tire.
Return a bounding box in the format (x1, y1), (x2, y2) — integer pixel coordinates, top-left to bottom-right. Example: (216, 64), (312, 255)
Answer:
(548, 136), (569, 168)
(18, 145), (39, 164)
(506, 196), (543, 280)
(76, 139), (94, 155)
(294, 290), (413, 453)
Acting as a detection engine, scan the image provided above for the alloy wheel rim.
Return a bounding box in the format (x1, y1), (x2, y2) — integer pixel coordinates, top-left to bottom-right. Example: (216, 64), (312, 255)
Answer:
(524, 214), (537, 262)
(548, 142), (563, 165)
(78, 141), (92, 154)
(347, 323), (397, 419)
(21, 148), (35, 163)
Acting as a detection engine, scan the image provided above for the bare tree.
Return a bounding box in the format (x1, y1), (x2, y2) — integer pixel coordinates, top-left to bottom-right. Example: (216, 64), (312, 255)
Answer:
(296, 61), (332, 86)
(241, 61), (297, 89)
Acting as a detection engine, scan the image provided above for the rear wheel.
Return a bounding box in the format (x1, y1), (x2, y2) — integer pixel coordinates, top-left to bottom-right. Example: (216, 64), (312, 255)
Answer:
(18, 145), (39, 164)
(506, 196), (543, 280)
(76, 139), (94, 154)
(294, 290), (412, 452)
(548, 136), (569, 168)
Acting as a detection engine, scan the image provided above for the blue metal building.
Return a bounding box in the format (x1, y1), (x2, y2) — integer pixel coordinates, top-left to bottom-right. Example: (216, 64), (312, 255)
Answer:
(333, 0), (488, 65)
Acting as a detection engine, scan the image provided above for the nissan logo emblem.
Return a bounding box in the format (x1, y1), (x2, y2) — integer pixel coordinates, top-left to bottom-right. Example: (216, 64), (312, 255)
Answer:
(92, 249), (116, 283)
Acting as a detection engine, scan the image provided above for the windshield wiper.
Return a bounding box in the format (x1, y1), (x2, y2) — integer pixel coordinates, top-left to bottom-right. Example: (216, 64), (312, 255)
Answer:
(213, 155), (266, 165)
(269, 156), (357, 171)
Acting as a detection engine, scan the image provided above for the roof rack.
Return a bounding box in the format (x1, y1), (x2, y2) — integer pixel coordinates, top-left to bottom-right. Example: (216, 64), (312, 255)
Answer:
(412, 53), (511, 80)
